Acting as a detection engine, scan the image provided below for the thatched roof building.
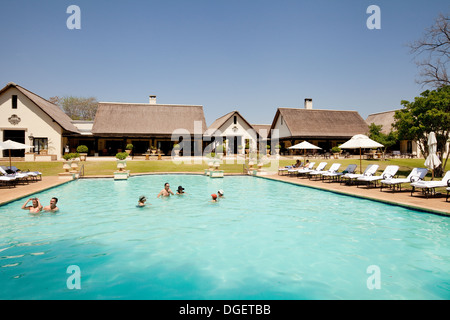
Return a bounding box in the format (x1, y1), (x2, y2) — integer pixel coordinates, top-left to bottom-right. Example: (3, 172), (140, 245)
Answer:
(365, 110), (397, 134)
(270, 108), (369, 139)
(92, 102), (206, 137)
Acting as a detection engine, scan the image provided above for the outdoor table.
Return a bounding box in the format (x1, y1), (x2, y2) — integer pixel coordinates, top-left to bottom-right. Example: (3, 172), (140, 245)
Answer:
(143, 153), (150, 160)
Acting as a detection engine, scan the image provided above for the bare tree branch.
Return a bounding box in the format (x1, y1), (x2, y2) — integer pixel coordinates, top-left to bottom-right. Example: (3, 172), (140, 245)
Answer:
(409, 13), (450, 88)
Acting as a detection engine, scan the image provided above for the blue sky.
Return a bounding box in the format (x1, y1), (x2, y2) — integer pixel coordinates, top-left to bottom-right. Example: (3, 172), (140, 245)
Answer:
(1, 0), (448, 126)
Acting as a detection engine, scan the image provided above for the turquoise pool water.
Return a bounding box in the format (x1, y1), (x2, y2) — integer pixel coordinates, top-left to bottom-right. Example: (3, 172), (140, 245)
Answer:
(0, 175), (449, 299)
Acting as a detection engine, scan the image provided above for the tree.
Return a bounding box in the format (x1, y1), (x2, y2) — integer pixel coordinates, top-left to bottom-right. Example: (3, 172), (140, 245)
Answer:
(49, 96), (98, 120)
(368, 123), (398, 157)
(409, 13), (450, 88)
(393, 86), (450, 176)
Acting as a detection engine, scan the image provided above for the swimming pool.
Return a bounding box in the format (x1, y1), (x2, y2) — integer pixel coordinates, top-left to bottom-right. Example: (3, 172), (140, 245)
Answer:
(0, 174), (449, 299)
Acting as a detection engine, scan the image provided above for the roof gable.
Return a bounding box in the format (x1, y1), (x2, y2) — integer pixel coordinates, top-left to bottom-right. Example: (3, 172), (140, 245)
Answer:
(204, 111), (256, 136)
(0, 82), (80, 134)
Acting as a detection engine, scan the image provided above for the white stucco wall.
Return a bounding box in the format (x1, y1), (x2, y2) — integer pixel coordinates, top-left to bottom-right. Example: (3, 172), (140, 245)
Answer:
(0, 87), (64, 159)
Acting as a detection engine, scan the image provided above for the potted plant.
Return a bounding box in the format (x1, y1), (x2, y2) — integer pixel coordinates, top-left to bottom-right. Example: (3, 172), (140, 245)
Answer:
(150, 145), (157, 155)
(266, 144), (271, 155)
(274, 144), (281, 155)
(69, 153), (80, 171)
(62, 153), (73, 172)
(331, 146), (341, 159)
(245, 142), (250, 154)
(173, 143), (181, 156)
(125, 144), (133, 155)
(76, 145), (88, 161)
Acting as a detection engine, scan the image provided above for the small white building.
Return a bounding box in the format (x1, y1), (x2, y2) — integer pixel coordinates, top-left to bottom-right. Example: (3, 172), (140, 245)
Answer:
(0, 82), (80, 160)
(204, 111), (262, 155)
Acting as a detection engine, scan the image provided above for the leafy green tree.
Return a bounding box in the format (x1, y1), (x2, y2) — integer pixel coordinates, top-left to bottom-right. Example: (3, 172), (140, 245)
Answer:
(49, 96), (98, 120)
(394, 86), (450, 176)
(368, 123), (398, 155)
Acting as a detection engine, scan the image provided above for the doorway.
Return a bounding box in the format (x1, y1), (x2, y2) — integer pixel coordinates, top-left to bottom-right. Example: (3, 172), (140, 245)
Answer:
(3, 130), (25, 157)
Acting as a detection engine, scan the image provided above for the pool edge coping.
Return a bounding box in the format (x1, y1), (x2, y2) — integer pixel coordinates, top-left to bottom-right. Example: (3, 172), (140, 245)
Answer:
(256, 175), (450, 218)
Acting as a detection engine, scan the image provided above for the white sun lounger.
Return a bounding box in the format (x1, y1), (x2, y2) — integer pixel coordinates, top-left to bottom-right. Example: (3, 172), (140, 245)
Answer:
(292, 162), (316, 177)
(322, 164), (357, 182)
(0, 175), (17, 188)
(410, 170), (450, 198)
(302, 162), (327, 178)
(356, 165), (399, 188)
(8, 166), (42, 181)
(0, 166), (29, 184)
(340, 164), (379, 185)
(309, 163), (341, 180)
(380, 168), (428, 192)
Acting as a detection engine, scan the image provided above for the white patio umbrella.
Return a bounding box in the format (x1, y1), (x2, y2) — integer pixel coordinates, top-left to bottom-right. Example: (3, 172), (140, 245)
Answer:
(0, 140), (34, 169)
(424, 132), (441, 180)
(339, 134), (384, 173)
(288, 141), (321, 163)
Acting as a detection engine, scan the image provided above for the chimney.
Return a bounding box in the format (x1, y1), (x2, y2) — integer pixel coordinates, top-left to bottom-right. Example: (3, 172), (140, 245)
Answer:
(304, 98), (312, 109)
(149, 95), (157, 104)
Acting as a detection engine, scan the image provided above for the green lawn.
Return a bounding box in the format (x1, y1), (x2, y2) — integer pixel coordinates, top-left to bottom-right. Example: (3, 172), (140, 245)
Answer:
(1, 157), (449, 179)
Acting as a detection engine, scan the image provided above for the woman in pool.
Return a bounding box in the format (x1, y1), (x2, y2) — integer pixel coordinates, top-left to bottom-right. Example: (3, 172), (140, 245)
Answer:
(176, 186), (186, 195)
(137, 195), (148, 207)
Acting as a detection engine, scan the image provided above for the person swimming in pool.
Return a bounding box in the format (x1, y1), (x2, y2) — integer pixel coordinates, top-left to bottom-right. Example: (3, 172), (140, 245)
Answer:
(176, 186), (186, 195)
(137, 195), (148, 207)
(217, 190), (224, 198)
(22, 197), (42, 214)
(210, 193), (219, 203)
(157, 182), (174, 198)
(43, 197), (59, 212)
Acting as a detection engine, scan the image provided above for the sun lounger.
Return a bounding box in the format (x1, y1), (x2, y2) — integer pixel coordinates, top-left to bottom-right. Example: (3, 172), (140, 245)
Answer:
(380, 168), (428, 192)
(356, 165), (399, 188)
(292, 162), (315, 177)
(300, 162), (326, 178)
(0, 166), (29, 184)
(7, 166), (42, 181)
(0, 175), (17, 188)
(322, 164), (357, 182)
(309, 163), (341, 180)
(410, 170), (450, 198)
(340, 164), (379, 185)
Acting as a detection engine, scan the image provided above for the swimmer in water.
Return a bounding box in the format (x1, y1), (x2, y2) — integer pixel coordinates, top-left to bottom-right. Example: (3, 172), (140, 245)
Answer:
(22, 197), (42, 214)
(137, 195), (148, 207)
(43, 197), (59, 212)
(210, 193), (218, 203)
(157, 182), (174, 198)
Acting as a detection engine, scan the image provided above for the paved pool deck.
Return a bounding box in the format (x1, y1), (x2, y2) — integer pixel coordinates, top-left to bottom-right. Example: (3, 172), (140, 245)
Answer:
(1, 173), (449, 216)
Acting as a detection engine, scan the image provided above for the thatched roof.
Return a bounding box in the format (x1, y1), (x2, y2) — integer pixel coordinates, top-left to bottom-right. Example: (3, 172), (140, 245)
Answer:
(251, 124), (271, 139)
(204, 110), (255, 136)
(365, 110), (397, 134)
(270, 108), (369, 139)
(0, 82), (80, 134)
(92, 102), (206, 137)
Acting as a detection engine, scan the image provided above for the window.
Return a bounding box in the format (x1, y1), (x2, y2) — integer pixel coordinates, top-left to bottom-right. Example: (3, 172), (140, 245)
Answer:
(234, 115), (237, 124)
(12, 95), (17, 109)
(33, 138), (48, 155)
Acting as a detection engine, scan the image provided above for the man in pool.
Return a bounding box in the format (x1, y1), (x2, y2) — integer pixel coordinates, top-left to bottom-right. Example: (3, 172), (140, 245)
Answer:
(43, 197), (59, 212)
(157, 182), (174, 198)
(21, 197), (43, 214)
(218, 189), (224, 198)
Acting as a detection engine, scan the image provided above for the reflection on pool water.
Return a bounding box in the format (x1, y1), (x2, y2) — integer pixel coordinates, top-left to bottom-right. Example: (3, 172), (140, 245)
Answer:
(0, 175), (449, 299)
